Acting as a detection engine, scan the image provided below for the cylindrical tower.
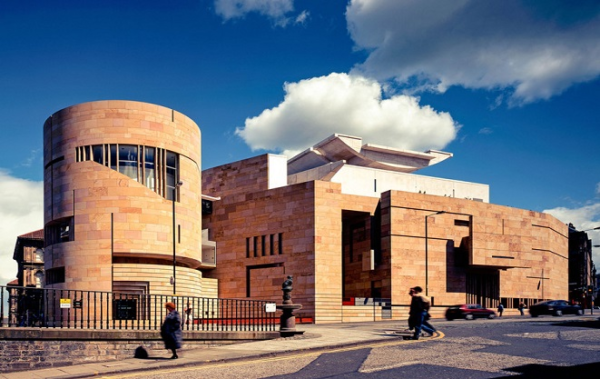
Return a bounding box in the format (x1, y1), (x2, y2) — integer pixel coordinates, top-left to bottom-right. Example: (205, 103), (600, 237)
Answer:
(43, 100), (203, 296)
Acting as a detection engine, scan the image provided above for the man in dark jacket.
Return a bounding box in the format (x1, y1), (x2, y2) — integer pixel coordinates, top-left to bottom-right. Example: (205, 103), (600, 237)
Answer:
(161, 302), (183, 359)
(408, 286), (435, 340)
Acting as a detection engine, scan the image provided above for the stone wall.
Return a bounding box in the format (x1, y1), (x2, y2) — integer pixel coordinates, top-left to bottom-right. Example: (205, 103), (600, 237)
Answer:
(0, 328), (278, 373)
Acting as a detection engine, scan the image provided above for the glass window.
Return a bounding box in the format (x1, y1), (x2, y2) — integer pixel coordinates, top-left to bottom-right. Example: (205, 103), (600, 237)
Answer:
(46, 267), (65, 284)
(45, 217), (73, 245)
(119, 145), (138, 181)
(144, 147), (155, 190)
(92, 145), (103, 164)
(76, 144), (180, 201)
(166, 151), (178, 200)
(34, 248), (44, 262)
(104, 145), (110, 167)
(60, 225), (70, 242)
(110, 145), (117, 170)
(35, 271), (44, 288)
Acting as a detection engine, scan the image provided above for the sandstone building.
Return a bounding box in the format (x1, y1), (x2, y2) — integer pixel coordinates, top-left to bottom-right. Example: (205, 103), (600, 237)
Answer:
(202, 134), (568, 322)
(43, 100), (216, 298)
(12, 229), (45, 288)
(40, 101), (568, 323)
(568, 225), (596, 307)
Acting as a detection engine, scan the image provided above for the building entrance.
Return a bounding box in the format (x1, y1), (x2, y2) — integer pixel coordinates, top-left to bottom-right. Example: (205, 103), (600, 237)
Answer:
(466, 270), (499, 308)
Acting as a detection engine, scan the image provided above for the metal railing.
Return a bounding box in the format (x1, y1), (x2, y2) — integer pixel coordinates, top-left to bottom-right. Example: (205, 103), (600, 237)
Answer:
(1, 285), (277, 331)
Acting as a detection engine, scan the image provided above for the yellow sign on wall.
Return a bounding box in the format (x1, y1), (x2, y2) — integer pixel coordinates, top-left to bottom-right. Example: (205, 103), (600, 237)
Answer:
(60, 299), (71, 309)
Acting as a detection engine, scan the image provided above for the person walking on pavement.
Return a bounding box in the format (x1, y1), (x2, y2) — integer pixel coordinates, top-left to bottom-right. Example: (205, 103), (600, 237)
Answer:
(518, 302), (525, 316)
(497, 303), (504, 317)
(414, 288), (436, 333)
(161, 302), (183, 359)
(408, 286), (435, 340)
(184, 302), (193, 326)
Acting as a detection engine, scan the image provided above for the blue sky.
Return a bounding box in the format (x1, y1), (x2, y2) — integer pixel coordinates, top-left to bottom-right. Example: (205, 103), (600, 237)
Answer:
(1, 0), (599, 286)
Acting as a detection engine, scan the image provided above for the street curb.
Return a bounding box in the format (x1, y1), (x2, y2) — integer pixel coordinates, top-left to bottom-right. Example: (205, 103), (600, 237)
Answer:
(59, 331), (445, 378)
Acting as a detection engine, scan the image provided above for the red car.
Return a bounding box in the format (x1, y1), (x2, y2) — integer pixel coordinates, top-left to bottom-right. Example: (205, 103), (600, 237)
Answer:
(445, 304), (497, 320)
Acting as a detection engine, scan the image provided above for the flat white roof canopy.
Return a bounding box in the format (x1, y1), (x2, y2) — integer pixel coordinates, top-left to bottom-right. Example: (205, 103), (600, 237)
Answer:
(288, 134), (452, 175)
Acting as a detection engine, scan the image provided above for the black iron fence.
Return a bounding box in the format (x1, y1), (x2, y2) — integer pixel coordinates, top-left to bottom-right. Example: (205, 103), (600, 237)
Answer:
(1, 285), (277, 332)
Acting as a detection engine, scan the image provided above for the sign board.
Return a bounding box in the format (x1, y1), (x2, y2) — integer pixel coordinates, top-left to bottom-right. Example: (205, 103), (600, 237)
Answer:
(113, 299), (137, 320)
(60, 298), (71, 309)
(73, 300), (83, 308)
(264, 303), (277, 313)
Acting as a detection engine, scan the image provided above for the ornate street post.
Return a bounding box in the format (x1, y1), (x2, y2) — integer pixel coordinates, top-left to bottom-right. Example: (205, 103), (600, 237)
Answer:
(276, 275), (304, 337)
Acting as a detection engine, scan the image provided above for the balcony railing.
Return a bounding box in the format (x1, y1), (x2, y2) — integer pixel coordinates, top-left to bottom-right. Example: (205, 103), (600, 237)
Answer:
(1, 285), (277, 332)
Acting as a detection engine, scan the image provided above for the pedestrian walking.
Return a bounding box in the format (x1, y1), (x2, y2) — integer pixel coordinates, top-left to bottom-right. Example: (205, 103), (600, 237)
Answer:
(161, 302), (183, 359)
(497, 303), (504, 317)
(518, 302), (525, 316)
(184, 302), (193, 326)
(408, 286), (435, 340)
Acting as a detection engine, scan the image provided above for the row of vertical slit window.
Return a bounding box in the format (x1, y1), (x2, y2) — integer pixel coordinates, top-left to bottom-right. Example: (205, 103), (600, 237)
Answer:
(76, 144), (179, 200)
(246, 234), (283, 258)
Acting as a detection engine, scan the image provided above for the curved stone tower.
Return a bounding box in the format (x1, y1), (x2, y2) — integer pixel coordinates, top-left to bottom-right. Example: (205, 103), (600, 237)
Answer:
(43, 100), (203, 296)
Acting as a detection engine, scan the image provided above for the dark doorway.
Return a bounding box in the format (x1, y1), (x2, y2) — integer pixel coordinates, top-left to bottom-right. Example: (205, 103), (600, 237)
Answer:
(466, 270), (499, 308)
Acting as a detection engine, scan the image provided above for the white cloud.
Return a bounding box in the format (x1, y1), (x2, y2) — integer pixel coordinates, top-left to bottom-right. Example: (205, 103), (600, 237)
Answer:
(544, 202), (600, 268)
(215, 0), (295, 26)
(346, 0), (600, 104)
(235, 73), (459, 157)
(20, 149), (41, 168)
(295, 10), (309, 25)
(0, 170), (43, 288)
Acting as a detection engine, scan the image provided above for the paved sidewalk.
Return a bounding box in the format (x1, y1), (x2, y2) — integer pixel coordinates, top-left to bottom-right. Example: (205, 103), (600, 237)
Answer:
(0, 321), (423, 379)
(2, 314), (597, 379)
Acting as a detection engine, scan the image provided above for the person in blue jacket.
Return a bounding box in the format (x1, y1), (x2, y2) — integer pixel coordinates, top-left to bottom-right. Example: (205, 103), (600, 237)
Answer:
(161, 302), (183, 359)
(409, 286), (435, 340)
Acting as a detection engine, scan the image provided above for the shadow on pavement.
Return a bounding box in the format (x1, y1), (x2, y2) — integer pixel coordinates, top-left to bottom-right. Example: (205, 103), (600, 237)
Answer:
(133, 346), (176, 360)
(496, 361), (600, 377)
(551, 319), (600, 329)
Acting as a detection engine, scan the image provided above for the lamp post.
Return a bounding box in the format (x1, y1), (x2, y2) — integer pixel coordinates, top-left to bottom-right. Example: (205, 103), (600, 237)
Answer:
(172, 181), (183, 296)
(582, 227), (600, 232)
(592, 245), (599, 315)
(425, 211), (445, 296)
(591, 263), (596, 315)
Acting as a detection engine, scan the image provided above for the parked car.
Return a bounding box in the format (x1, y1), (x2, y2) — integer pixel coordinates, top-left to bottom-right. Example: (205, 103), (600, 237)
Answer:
(445, 304), (496, 320)
(529, 300), (583, 317)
